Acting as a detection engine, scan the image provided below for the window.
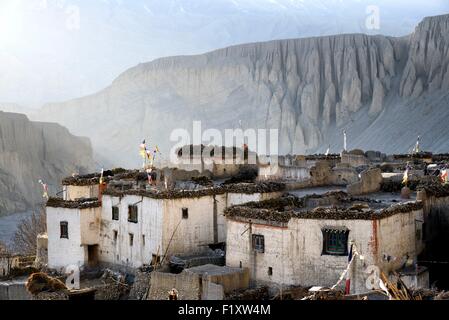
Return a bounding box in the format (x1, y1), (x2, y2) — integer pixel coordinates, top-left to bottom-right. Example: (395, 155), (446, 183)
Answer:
(128, 205), (138, 223)
(182, 208), (189, 219)
(113, 230), (118, 243)
(322, 228), (349, 256)
(152, 254), (161, 266)
(252, 234), (265, 253)
(142, 235), (146, 246)
(60, 221), (68, 239)
(268, 267), (273, 276)
(129, 233), (134, 246)
(112, 206), (119, 221)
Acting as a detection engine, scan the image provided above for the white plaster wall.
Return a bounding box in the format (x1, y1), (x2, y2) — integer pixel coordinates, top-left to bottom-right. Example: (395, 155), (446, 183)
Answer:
(226, 192), (282, 206)
(216, 194), (228, 244)
(226, 220), (292, 288)
(279, 167), (310, 181)
(377, 210), (424, 271)
(259, 164), (310, 181)
(99, 195), (163, 269)
(79, 207), (101, 245)
(288, 218), (375, 293)
(162, 196), (216, 256)
(63, 185), (99, 200)
(47, 207), (85, 270)
(226, 193), (262, 206)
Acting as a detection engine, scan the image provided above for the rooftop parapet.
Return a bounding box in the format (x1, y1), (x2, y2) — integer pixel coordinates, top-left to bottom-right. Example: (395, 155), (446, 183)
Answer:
(224, 191), (423, 224)
(417, 183), (449, 198)
(61, 168), (137, 186)
(102, 181), (286, 200)
(46, 197), (102, 209)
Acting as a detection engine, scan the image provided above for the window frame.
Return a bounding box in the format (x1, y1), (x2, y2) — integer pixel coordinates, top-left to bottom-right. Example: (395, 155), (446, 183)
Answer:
(252, 234), (265, 253)
(182, 208), (189, 219)
(128, 205), (138, 223)
(60, 221), (69, 239)
(112, 206), (119, 221)
(322, 228), (349, 256)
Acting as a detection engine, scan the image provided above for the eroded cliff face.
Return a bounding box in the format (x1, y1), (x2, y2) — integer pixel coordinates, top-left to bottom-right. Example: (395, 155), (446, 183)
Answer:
(0, 112), (95, 215)
(400, 15), (449, 97)
(35, 14), (449, 167)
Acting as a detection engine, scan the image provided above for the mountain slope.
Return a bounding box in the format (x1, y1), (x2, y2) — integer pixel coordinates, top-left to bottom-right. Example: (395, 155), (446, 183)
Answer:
(34, 14), (449, 167)
(0, 112), (95, 215)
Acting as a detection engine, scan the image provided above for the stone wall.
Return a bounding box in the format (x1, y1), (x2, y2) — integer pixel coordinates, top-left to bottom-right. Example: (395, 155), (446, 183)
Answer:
(347, 168), (382, 196)
(148, 266), (249, 300)
(148, 271), (201, 300)
(341, 152), (371, 167)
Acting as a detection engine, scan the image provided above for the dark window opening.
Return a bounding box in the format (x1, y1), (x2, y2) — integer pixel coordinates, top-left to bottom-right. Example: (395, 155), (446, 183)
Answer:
(322, 228), (349, 256)
(113, 230), (118, 242)
(128, 205), (138, 223)
(252, 234), (265, 253)
(60, 221), (68, 239)
(182, 208), (189, 219)
(112, 206), (119, 221)
(268, 267), (273, 276)
(152, 254), (161, 266)
(129, 233), (134, 246)
(239, 261), (242, 268)
(142, 235), (146, 246)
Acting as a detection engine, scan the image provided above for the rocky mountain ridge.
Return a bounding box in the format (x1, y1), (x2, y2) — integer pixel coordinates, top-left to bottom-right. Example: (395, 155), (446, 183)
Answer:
(34, 14), (449, 167)
(0, 112), (95, 215)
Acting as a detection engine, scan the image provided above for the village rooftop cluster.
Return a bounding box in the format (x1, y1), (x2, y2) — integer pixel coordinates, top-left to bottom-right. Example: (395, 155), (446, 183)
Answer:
(2, 146), (449, 300)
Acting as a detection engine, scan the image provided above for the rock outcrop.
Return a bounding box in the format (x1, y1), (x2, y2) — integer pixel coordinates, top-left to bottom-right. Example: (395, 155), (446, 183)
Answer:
(0, 112), (95, 215)
(33, 14), (449, 168)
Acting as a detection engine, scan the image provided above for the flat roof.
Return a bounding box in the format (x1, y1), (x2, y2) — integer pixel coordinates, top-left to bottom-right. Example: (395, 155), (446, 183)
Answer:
(46, 197), (101, 209)
(224, 191), (424, 224)
(185, 264), (245, 276)
(62, 168), (140, 186)
(290, 186), (346, 198)
(102, 182), (286, 200)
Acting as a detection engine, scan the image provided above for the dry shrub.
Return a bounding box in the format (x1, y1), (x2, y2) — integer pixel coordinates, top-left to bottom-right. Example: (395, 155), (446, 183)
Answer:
(26, 272), (68, 295)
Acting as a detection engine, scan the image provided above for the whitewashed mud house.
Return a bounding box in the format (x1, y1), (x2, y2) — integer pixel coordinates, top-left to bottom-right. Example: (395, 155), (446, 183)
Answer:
(258, 154), (359, 188)
(46, 198), (102, 270)
(224, 191), (428, 294)
(175, 145), (256, 179)
(45, 168), (284, 271)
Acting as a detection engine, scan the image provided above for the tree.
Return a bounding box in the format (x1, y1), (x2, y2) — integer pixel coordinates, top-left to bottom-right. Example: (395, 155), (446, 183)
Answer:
(12, 207), (46, 255)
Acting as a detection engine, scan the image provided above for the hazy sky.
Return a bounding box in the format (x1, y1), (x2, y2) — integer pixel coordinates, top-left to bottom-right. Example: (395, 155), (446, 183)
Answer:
(0, 0), (448, 107)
